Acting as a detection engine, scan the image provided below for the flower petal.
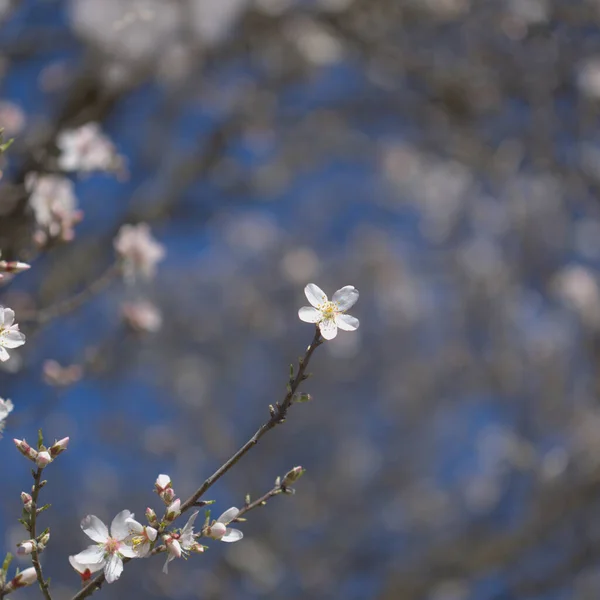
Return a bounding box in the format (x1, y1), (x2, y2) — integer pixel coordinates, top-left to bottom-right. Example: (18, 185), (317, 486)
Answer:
(73, 545), (105, 564)
(81, 516), (109, 543)
(332, 286), (359, 311)
(118, 544), (137, 559)
(163, 554), (173, 574)
(217, 507), (240, 524)
(319, 319), (338, 340)
(104, 553), (123, 584)
(0, 346), (9, 362)
(0, 329), (25, 348)
(145, 526), (158, 542)
(298, 306), (321, 323)
(221, 528), (243, 543)
(304, 283), (328, 308)
(124, 517), (143, 534)
(69, 555), (104, 574)
(2, 308), (14, 328)
(335, 313), (359, 331)
(110, 510), (133, 541)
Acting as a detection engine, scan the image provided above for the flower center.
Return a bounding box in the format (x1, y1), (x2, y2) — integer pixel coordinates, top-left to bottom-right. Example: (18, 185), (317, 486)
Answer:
(319, 301), (338, 320)
(104, 538), (121, 555)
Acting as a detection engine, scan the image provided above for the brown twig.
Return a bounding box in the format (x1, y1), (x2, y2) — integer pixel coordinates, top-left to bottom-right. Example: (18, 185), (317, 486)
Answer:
(70, 326), (323, 600)
(28, 468), (53, 600)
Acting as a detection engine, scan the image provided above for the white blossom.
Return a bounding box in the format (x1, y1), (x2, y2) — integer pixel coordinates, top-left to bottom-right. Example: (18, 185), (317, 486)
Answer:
(298, 283), (359, 340)
(57, 122), (121, 173)
(207, 507), (243, 543)
(124, 516), (157, 557)
(0, 396), (13, 437)
(0, 307), (25, 362)
(26, 173), (82, 244)
(163, 511), (200, 573)
(114, 223), (165, 281)
(71, 510), (138, 584)
(6, 566), (37, 590)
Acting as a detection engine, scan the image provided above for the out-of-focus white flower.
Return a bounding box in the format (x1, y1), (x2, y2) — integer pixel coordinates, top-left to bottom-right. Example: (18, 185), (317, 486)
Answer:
(162, 511), (200, 574)
(26, 173), (82, 245)
(206, 507), (243, 543)
(121, 300), (162, 333)
(71, 510), (138, 584)
(57, 122), (122, 173)
(0, 100), (25, 136)
(114, 223), (165, 282)
(0, 396), (13, 437)
(6, 566), (37, 590)
(298, 283), (359, 340)
(68, 555), (104, 582)
(42, 360), (83, 387)
(124, 516), (157, 557)
(0, 307), (25, 362)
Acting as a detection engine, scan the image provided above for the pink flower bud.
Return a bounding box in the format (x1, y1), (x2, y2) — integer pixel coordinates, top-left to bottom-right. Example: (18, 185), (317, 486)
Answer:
(145, 507), (158, 527)
(17, 540), (35, 555)
(49, 436), (69, 458)
(154, 474), (171, 493)
(21, 492), (33, 512)
(7, 566), (37, 589)
(208, 522), (227, 540)
(0, 260), (31, 273)
(14, 439), (38, 461)
(35, 451), (52, 468)
(161, 487), (175, 504)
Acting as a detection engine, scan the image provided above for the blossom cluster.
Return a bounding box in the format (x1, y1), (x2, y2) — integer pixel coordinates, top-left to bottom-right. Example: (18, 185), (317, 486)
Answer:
(69, 474), (243, 583)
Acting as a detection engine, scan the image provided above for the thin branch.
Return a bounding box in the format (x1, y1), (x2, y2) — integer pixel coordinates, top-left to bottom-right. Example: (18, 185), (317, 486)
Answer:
(28, 468), (53, 600)
(70, 326), (323, 600)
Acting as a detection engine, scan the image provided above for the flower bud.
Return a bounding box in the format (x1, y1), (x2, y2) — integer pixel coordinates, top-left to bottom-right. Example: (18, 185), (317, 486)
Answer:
(38, 532), (50, 548)
(21, 492), (33, 512)
(49, 437), (69, 458)
(207, 522), (227, 540)
(145, 507), (158, 527)
(17, 540), (35, 555)
(293, 392), (312, 403)
(165, 499), (181, 522)
(35, 451), (52, 468)
(0, 260), (31, 273)
(7, 567), (37, 590)
(14, 439), (38, 462)
(282, 466), (305, 487)
(161, 487), (175, 504)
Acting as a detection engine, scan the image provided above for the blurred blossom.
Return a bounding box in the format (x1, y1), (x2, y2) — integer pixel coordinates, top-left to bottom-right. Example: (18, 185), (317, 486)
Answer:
(190, 0), (249, 46)
(428, 580), (470, 600)
(114, 223), (165, 282)
(507, 0), (548, 25)
(287, 18), (344, 66)
(121, 300), (162, 333)
(57, 122), (122, 174)
(552, 265), (600, 327)
(26, 173), (82, 245)
(226, 538), (284, 593)
(464, 473), (503, 514)
(578, 57), (600, 100)
(575, 219), (600, 259)
(42, 360), (83, 387)
(279, 247), (320, 284)
(223, 213), (280, 256)
(0, 396), (13, 437)
(539, 446), (569, 482)
(0, 100), (25, 136)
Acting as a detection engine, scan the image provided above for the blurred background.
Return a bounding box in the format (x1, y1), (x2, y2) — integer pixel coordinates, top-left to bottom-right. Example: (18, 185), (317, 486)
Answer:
(1, 0), (600, 598)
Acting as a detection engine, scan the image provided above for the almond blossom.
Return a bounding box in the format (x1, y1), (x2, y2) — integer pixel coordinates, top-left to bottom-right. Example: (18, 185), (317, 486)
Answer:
(206, 507), (243, 542)
(0, 307), (25, 362)
(124, 516), (158, 557)
(57, 122), (121, 173)
(0, 396), (13, 437)
(71, 510), (138, 584)
(162, 511), (201, 574)
(298, 283), (359, 340)
(114, 223), (165, 282)
(26, 173), (82, 244)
